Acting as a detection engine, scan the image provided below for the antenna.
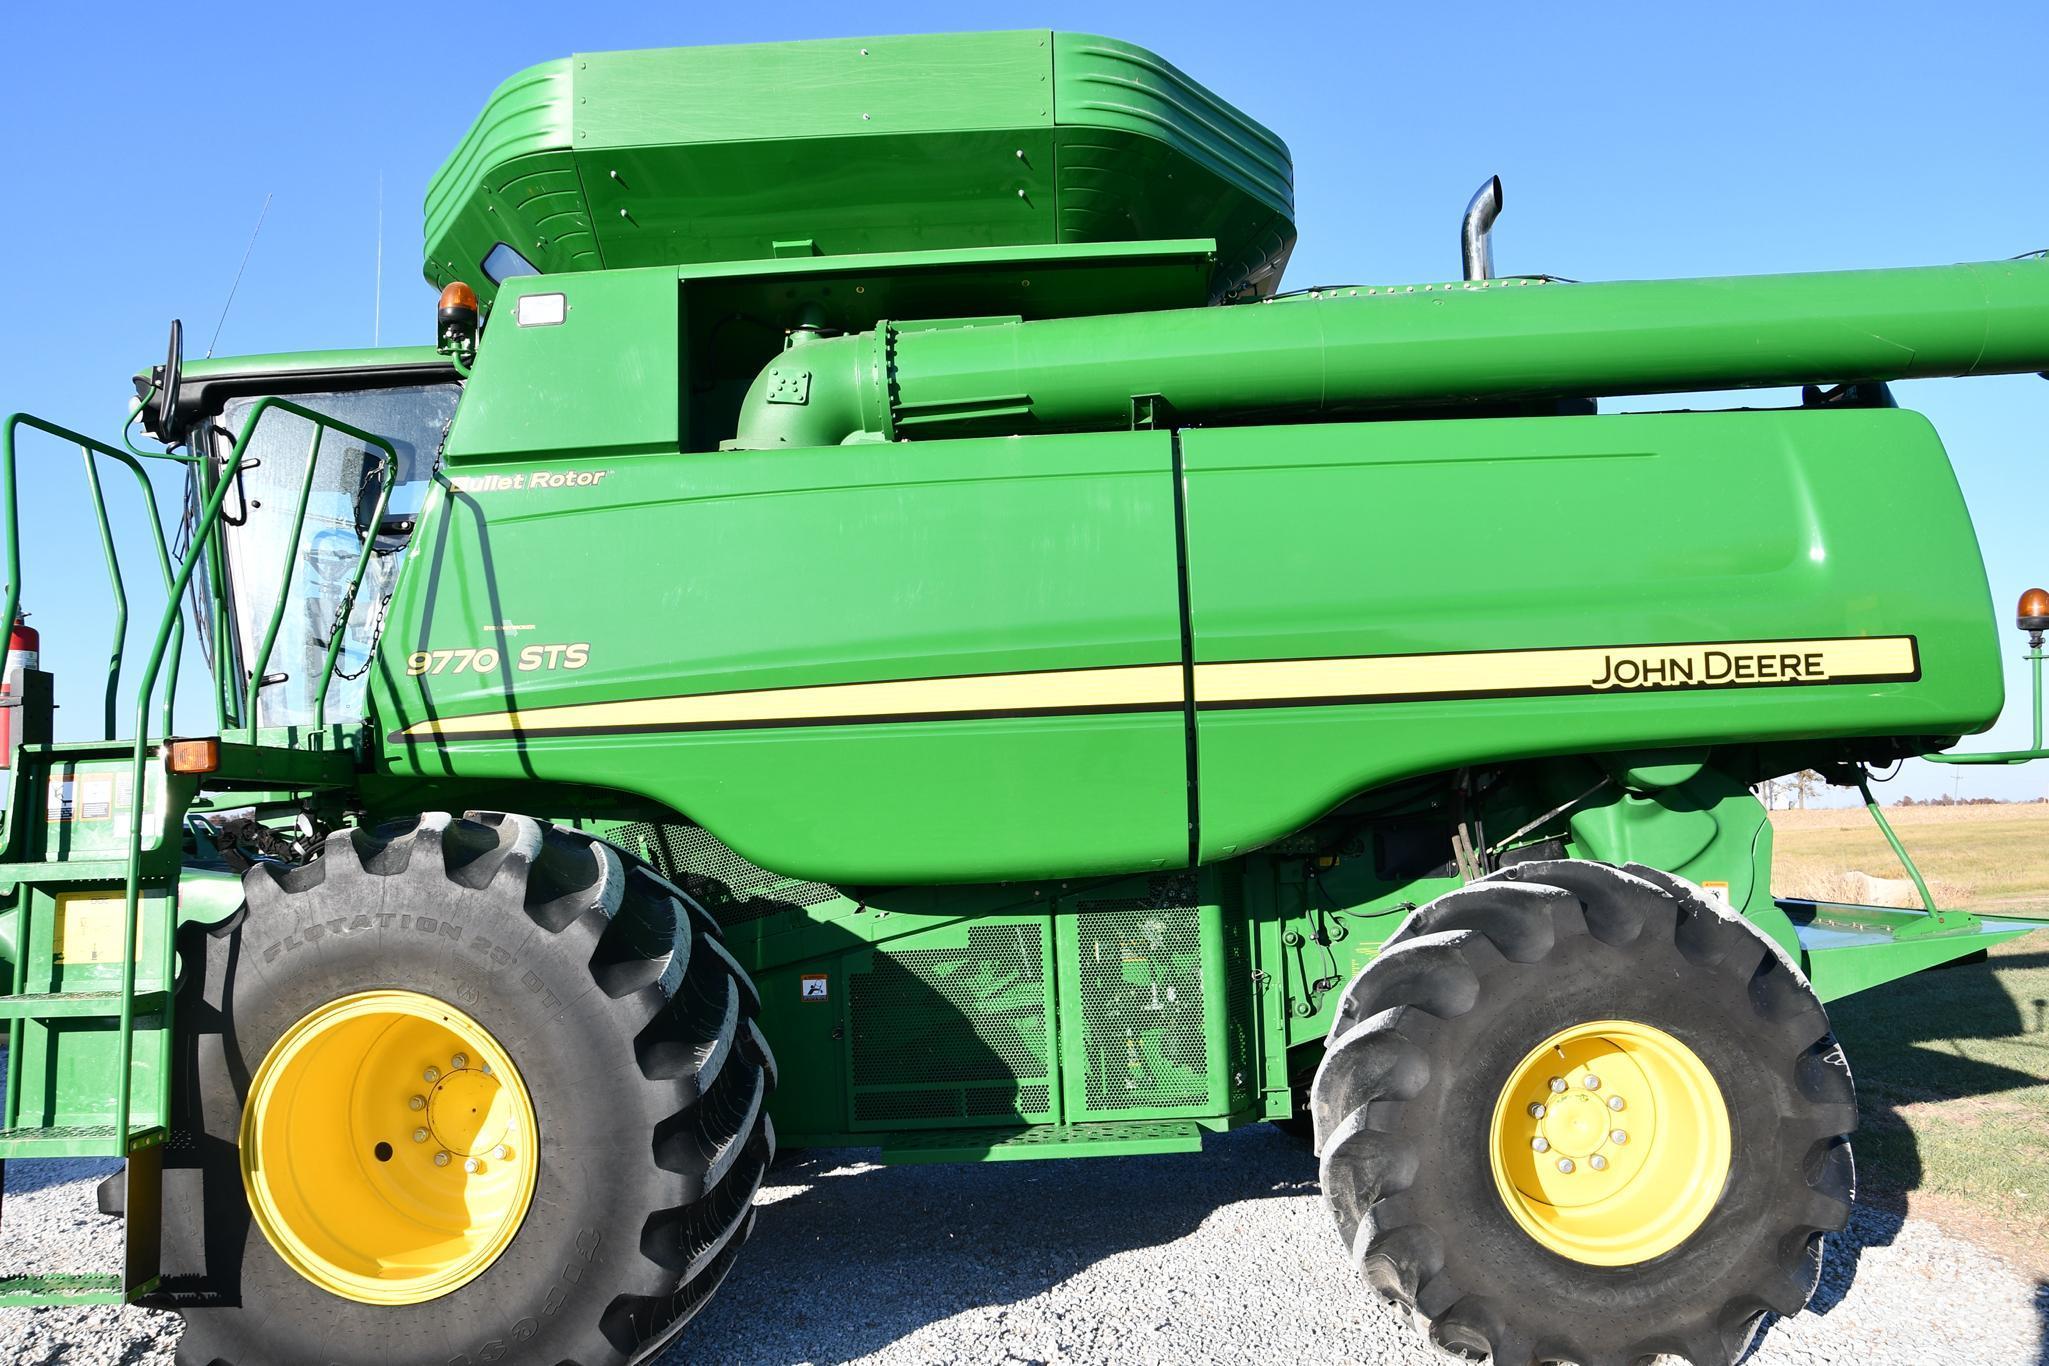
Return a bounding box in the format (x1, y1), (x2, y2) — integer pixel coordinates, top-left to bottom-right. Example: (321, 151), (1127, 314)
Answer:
(207, 192), (272, 359)
(373, 173), (384, 347)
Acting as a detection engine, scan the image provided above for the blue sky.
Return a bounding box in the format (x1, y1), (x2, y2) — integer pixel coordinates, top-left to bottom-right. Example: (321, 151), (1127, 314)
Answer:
(3, 1), (2046, 801)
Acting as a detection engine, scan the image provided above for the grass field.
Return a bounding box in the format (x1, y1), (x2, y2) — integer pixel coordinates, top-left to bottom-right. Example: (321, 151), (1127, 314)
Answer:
(1772, 803), (2049, 1272)
(1772, 801), (2049, 914)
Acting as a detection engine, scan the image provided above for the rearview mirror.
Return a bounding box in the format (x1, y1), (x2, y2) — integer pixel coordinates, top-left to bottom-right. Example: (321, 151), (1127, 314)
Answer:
(141, 319), (184, 442)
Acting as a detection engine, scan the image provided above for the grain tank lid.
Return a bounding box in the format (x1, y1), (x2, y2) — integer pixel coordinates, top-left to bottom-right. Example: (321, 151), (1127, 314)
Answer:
(423, 31), (1296, 308)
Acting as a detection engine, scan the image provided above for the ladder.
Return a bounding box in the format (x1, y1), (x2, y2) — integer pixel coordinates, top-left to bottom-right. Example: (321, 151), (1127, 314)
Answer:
(0, 674), (179, 1304)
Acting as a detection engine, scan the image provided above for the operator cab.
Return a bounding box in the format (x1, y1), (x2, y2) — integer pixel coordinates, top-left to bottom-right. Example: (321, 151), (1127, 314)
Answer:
(140, 348), (459, 728)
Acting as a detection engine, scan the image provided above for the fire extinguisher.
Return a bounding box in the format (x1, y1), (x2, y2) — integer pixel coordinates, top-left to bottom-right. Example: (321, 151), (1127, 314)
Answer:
(0, 611), (38, 768)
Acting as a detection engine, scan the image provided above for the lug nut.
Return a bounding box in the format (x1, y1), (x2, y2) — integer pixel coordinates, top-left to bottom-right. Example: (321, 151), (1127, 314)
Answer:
(423, 1066), (441, 1083)
(1547, 1077), (1567, 1094)
(452, 1053), (469, 1069)
(463, 1157), (481, 1174)
(492, 1145), (510, 1160)
(481, 1062), (493, 1076)
(412, 1127), (429, 1143)
(1611, 1129), (1629, 1145)
(1527, 1102), (1547, 1119)
(1531, 1137), (1550, 1153)
(434, 1151), (451, 1167)
(1556, 1158), (1575, 1174)
(409, 1095), (426, 1111)
(1582, 1074), (1601, 1090)
(1608, 1095), (1626, 1112)
(1589, 1154), (1608, 1171)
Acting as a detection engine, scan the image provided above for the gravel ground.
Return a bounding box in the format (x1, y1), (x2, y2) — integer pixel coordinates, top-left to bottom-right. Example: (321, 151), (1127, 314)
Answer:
(3, 1125), (2040, 1365)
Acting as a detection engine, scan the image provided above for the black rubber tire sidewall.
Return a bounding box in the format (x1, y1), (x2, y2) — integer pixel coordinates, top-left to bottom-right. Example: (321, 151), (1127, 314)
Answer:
(1406, 925), (1815, 1326)
(167, 841), (693, 1366)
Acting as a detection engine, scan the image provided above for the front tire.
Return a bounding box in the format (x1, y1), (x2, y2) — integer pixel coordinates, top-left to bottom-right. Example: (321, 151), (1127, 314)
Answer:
(1310, 860), (1855, 1366)
(161, 811), (774, 1366)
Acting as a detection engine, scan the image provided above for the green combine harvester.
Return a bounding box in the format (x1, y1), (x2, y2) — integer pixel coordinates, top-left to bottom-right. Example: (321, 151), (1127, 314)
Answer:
(4, 29), (2048, 1366)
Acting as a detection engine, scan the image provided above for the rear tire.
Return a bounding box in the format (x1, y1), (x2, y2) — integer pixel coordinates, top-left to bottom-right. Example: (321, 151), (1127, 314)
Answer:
(159, 811), (774, 1366)
(1310, 860), (1855, 1366)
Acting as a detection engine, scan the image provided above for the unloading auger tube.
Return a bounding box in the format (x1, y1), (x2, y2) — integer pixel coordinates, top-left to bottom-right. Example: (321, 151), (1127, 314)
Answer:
(728, 256), (2049, 448)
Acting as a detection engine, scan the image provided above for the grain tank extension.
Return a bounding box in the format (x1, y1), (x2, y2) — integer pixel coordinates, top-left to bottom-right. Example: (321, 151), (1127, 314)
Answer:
(1, 29), (2046, 1366)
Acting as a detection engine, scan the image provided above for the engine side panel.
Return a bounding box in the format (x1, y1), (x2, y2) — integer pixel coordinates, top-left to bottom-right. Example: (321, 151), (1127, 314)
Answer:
(1182, 409), (2000, 860)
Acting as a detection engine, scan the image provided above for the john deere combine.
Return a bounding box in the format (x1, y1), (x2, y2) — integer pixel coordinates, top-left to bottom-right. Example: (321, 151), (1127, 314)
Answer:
(3, 30), (2046, 1366)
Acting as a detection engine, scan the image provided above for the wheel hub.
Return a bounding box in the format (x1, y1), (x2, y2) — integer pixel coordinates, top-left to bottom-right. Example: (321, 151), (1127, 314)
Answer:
(239, 990), (539, 1304)
(1488, 1019), (1730, 1265)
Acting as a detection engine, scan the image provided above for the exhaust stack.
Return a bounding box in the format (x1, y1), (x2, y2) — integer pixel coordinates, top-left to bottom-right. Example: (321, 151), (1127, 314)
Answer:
(1461, 176), (1504, 282)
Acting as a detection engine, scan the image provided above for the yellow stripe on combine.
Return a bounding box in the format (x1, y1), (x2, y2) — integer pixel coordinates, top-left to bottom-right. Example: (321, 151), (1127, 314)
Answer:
(1194, 636), (1917, 705)
(395, 636), (1918, 740)
(399, 663), (1185, 738)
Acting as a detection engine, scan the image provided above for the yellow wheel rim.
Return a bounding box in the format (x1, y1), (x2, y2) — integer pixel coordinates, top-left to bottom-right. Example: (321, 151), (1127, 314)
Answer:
(1487, 1019), (1730, 1266)
(239, 990), (539, 1304)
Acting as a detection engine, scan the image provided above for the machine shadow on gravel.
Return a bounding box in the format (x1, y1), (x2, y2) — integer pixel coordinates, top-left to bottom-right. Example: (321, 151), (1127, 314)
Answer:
(677, 1125), (1320, 1365)
(1798, 948), (2042, 1323)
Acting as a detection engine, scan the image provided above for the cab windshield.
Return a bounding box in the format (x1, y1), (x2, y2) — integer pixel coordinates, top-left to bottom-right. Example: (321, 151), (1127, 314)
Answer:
(210, 382), (460, 727)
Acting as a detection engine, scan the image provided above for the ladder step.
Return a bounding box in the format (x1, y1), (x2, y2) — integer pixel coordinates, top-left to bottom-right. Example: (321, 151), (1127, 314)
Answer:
(0, 990), (169, 1020)
(0, 1273), (133, 1307)
(0, 860), (167, 885)
(0, 1124), (165, 1159)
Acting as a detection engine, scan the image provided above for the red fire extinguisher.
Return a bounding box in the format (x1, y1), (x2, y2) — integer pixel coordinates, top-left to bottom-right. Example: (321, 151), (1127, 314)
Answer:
(0, 611), (39, 768)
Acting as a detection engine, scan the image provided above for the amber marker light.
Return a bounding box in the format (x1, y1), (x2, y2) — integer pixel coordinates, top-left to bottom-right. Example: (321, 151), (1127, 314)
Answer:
(438, 281), (482, 354)
(2020, 587), (2049, 631)
(167, 737), (221, 774)
(438, 281), (479, 316)
(2019, 587), (2049, 648)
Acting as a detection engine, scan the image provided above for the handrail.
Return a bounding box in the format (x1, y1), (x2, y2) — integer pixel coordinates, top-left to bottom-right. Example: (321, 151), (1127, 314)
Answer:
(113, 396), (399, 1143)
(1857, 774), (1949, 924)
(312, 456), (394, 728)
(1924, 644), (2047, 765)
(0, 415), (187, 739)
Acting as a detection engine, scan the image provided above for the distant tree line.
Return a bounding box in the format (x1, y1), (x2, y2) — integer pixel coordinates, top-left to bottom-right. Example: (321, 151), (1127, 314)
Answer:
(1755, 771), (2047, 808)
(1893, 793), (2048, 807)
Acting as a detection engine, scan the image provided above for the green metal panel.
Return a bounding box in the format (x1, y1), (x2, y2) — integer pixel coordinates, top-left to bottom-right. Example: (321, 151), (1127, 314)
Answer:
(374, 427), (1188, 883)
(444, 267), (680, 460)
(423, 32), (1296, 305)
(422, 59), (578, 286)
(1181, 410), (1999, 861)
(578, 33), (1053, 146)
(1050, 33), (1293, 293)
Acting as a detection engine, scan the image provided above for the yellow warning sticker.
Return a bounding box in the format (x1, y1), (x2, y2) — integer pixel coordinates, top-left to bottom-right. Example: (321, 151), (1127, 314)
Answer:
(52, 891), (141, 964)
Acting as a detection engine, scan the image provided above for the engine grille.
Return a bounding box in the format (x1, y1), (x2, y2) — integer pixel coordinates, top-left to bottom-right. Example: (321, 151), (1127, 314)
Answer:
(849, 921), (1055, 1127)
(1073, 899), (1209, 1112)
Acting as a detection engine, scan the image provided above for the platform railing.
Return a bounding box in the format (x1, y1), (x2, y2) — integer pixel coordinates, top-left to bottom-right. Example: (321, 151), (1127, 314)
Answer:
(0, 398), (399, 1149)
(0, 415), (192, 742)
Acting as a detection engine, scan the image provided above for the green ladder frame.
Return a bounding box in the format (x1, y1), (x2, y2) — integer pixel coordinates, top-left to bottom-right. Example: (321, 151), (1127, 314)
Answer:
(0, 403), (397, 1304)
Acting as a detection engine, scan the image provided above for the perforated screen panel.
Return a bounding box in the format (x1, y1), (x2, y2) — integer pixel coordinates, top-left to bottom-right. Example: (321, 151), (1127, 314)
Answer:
(848, 922), (1055, 1128)
(1073, 900), (1210, 1112)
